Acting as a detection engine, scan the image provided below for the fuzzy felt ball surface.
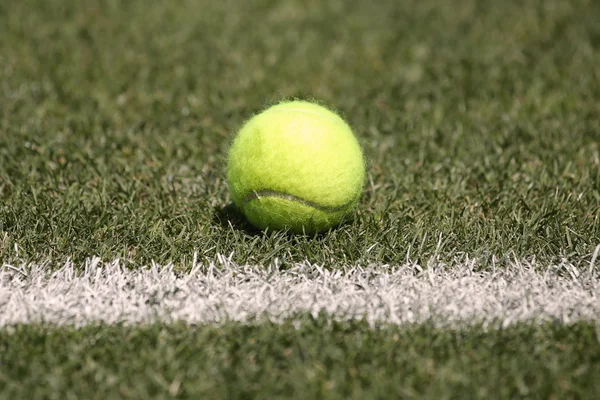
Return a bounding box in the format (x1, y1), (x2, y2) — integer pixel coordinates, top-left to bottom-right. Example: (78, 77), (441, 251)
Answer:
(227, 100), (366, 233)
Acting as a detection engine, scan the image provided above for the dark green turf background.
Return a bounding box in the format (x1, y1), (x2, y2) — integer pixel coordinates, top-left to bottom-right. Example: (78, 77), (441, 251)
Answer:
(1, 2), (600, 399)
(1, 0), (598, 266)
(2, 319), (600, 399)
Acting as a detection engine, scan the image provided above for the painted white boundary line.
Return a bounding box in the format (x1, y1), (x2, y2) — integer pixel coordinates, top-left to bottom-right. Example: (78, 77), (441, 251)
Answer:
(1, 253), (599, 327)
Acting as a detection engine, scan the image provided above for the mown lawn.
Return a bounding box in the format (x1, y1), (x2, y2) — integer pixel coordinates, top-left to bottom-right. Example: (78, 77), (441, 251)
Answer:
(1, 319), (600, 399)
(1, 0), (600, 398)
(1, 0), (598, 266)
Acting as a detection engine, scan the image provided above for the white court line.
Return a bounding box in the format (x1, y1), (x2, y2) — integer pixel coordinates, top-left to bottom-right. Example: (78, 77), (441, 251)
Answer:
(1, 254), (599, 327)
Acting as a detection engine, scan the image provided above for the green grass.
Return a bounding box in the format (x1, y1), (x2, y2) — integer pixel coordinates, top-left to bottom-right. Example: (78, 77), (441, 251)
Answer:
(1, 0), (599, 266)
(1, 1), (600, 398)
(1, 318), (599, 399)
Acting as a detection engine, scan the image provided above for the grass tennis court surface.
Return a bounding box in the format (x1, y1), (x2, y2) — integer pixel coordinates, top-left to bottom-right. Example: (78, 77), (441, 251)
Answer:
(1, 0), (599, 398)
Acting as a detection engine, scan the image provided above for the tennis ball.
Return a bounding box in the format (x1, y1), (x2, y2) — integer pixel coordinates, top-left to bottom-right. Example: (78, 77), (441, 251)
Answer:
(227, 100), (365, 233)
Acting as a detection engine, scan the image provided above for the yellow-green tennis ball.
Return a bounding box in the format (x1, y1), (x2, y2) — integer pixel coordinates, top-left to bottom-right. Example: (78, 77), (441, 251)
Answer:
(227, 100), (365, 233)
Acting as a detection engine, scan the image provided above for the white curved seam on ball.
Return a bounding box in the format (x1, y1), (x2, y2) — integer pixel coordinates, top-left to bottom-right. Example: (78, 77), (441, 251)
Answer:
(242, 189), (357, 213)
